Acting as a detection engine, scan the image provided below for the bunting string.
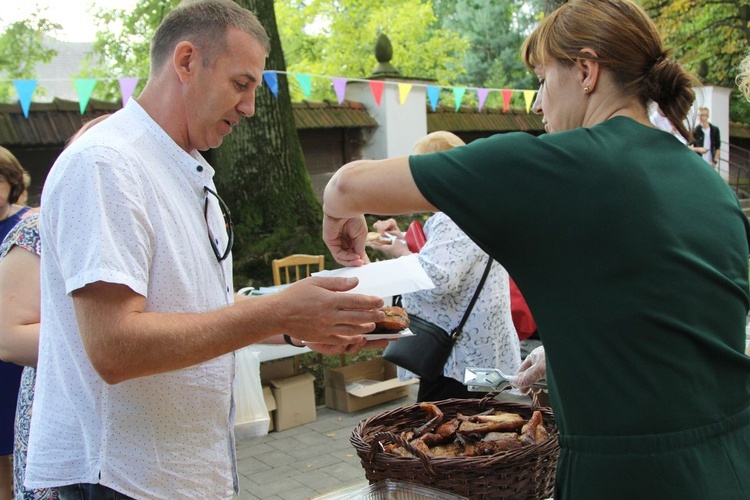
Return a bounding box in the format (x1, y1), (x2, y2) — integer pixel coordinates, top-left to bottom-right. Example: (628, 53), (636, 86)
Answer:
(1, 69), (537, 117)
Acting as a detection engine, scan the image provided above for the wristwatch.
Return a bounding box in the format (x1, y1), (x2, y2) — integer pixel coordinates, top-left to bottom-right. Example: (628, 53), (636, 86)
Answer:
(283, 334), (304, 348)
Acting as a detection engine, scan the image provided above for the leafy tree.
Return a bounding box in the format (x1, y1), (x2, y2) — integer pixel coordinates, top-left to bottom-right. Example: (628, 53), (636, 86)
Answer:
(83, 0), (179, 100)
(641, 0), (750, 123)
(433, 0), (542, 108)
(0, 12), (60, 101)
(275, 0), (470, 102)
(215, 0), (327, 286)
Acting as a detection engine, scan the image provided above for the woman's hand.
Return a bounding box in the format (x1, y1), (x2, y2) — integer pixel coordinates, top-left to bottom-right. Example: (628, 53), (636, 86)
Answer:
(513, 346), (546, 392)
(373, 218), (404, 239)
(322, 214), (370, 266)
(367, 238), (412, 258)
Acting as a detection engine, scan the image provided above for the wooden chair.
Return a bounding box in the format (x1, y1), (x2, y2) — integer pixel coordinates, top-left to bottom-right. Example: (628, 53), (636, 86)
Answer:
(271, 254), (346, 370)
(272, 254), (325, 286)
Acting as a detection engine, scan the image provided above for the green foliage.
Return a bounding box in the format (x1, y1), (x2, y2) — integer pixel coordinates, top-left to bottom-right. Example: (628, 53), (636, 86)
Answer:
(0, 12), (60, 102)
(275, 0), (470, 102)
(84, 0), (179, 100)
(641, 0), (750, 123)
(435, 0), (542, 108)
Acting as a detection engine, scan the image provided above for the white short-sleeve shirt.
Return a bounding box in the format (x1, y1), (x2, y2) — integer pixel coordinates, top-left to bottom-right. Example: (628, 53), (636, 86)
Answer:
(26, 99), (238, 499)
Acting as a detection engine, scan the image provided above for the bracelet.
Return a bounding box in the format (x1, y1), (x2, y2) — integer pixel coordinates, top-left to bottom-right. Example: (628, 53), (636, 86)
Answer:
(283, 334), (303, 348)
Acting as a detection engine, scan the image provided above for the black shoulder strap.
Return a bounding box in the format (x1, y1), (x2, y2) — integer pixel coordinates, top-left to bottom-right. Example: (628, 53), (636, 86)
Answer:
(450, 257), (494, 340)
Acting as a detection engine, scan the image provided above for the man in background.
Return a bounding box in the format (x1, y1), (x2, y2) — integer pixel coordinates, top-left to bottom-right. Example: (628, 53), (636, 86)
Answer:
(691, 106), (721, 169)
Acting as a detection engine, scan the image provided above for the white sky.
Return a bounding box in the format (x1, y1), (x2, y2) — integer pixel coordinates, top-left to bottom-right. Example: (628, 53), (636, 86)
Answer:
(0, 0), (137, 42)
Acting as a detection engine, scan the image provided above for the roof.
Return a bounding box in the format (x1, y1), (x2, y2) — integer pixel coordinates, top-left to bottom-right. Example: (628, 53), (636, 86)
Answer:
(0, 98), (378, 147)
(292, 100), (378, 129)
(0, 99), (119, 147)
(428, 104), (544, 133)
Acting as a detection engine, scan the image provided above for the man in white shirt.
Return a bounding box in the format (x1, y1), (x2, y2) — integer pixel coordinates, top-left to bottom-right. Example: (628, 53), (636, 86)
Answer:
(691, 106), (721, 169)
(25, 1), (387, 498)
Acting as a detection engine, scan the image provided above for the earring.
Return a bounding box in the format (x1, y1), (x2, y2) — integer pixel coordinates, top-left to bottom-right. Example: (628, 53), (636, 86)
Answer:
(584, 85), (590, 93)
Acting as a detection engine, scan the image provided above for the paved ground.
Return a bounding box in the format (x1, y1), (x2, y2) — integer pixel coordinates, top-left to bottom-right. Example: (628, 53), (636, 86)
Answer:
(234, 384), (419, 500)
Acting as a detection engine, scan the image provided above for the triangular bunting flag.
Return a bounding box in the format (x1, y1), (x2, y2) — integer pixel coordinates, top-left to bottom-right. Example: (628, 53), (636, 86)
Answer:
(477, 88), (489, 112)
(501, 89), (513, 112)
(369, 80), (385, 106)
(427, 86), (440, 111)
(74, 78), (97, 114)
(263, 71), (279, 98)
(118, 77), (139, 107)
(295, 74), (312, 99)
(453, 87), (466, 112)
(523, 90), (536, 113)
(13, 79), (37, 118)
(397, 83), (412, 105)
(333, 77), (347, 104)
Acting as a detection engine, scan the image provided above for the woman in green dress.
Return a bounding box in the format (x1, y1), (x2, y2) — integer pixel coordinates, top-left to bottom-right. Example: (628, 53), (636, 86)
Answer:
(322, 0), (750, 498)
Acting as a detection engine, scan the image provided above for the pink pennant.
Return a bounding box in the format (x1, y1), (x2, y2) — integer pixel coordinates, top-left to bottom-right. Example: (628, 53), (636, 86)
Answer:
(477, 88), (489, 112)
(501, 89), (513, 112)
(369, 80), (385, 106)
(118, 77), (139, 107)
(333, 78), (347, 104)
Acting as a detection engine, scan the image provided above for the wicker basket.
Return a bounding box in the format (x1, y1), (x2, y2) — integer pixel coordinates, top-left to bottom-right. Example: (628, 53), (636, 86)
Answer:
(351, 398), (559, 500)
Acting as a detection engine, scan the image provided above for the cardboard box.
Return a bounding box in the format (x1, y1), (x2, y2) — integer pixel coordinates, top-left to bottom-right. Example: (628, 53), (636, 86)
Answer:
(324, 358), (417, 413)
(269, 372), (316, 431)
(263, 385), (276, 432)
(260, 358), (295, 385)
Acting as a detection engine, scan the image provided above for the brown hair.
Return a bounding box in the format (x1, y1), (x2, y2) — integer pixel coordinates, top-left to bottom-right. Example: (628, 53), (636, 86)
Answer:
(150, 0), (270, 76)
(0, 146), (26, 204)
(521, 0), (695, 142)
(412, 131), (466, 155)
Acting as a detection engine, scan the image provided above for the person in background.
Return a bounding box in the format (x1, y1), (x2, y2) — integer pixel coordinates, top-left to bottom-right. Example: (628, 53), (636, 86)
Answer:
(0, 146), (30, 500)
(321, 0), (750, 497)
(368, 131), (520, 402)
(25, 1), (386, 498)
(690, 106), (721, 169)
(0, 210), (53, 500)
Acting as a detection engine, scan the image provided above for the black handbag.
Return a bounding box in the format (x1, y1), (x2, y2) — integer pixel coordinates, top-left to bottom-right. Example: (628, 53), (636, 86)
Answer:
(382, 258), (494, 382)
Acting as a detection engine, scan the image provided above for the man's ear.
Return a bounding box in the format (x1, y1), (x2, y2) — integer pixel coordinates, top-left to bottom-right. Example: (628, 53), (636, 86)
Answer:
(577, 47), (600, 93)
(173, 41), (198, 84)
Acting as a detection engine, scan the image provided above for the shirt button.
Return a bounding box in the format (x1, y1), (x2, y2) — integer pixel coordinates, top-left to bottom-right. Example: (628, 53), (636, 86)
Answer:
(227, 287), (230, 293)
(196, 165), (203, 172)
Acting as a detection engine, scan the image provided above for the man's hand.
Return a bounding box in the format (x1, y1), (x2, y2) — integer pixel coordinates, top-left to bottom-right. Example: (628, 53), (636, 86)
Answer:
(322, 214), (370, 267)
(266, 276), (385, 345)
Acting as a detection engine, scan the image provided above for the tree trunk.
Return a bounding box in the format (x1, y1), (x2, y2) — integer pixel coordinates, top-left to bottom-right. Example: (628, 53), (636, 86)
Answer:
(213, 0), (327, 287)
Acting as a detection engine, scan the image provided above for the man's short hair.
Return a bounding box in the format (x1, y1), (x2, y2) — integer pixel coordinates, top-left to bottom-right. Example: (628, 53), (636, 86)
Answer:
(150, 0), (270, 76)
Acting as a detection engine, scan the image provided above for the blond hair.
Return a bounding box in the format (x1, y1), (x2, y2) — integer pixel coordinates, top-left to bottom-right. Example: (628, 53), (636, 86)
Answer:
(522, 0), (695, 143)
(412, 131), (465, 155)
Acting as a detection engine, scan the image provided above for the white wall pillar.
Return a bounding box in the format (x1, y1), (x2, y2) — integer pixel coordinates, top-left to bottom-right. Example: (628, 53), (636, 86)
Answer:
(691, 86), (731, 180)
(346, 80), (428, 160)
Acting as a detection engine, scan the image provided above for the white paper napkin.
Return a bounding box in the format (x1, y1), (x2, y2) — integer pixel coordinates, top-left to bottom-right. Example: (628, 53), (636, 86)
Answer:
(312, 254), (435, 297)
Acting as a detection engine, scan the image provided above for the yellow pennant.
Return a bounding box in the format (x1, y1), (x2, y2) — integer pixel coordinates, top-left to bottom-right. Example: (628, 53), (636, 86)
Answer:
(398, 83), (413, 105)
(524, 90), (536, 113)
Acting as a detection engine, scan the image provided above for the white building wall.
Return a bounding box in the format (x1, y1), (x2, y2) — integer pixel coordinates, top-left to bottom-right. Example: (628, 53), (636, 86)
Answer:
(346, 80), (428, 160)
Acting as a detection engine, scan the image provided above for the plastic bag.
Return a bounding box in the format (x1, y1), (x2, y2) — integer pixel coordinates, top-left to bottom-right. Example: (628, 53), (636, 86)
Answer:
(234, 346), (270, 440)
